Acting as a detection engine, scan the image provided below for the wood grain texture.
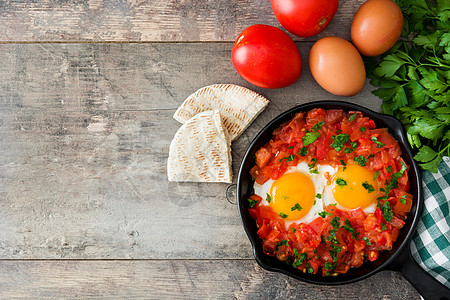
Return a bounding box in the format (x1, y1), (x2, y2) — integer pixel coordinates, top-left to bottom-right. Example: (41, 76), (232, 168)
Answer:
(0, 0), (365, 42)
(0, 260), (420, 299)
(0, 43), (381, 259)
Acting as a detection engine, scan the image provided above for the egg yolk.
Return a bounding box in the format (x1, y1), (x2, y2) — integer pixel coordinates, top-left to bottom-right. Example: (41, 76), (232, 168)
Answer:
(269, 172), (315, 221)
(332, 164), (379, 209)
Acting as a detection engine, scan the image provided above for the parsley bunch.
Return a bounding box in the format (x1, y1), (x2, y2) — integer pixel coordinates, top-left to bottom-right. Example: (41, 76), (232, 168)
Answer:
(365, 0), (450, 172)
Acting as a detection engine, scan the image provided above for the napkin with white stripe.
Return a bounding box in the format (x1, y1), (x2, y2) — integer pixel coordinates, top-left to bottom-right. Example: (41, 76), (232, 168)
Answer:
(410, 156), (450, 288)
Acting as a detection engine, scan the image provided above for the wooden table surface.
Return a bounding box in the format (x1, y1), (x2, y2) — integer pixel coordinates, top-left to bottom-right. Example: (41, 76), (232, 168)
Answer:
(0, 1), (422, 299)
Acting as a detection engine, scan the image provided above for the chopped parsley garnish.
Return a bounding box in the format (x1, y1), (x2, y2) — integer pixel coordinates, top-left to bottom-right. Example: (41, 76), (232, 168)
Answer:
(299, 147), (308, 156)
(348, 113), (357, 122)
(386, 165), (392, 174)
(336, 178), (347, 186)
(340, 160), (347, 166)
(310, 168), (319, 174)
(342, 220), (359, 240)
(400, 195), (407, 205)
(329, 245), (341, 262)
(318, 211), (332, 218)
(363, 237), (371, 245)
(292, 252), (309, 268)
(280, 154), (295, 162)
(354, 155), (368, 166)
(316, 193), (322, 199)
(287, 146), (294, 149)
(303, 131), (321, 146)
(293, 248), (299, 258)
(308, 158), (318, 169)
(313, 199), (316, 205)
(344, 141), (358, 153)
(248, 198), (258, 208)
(371, 136), (386, 148)
(305, 263), (314, 274)
(379, 162), (408, 200)
(279, 212), (288, 219)
(360, 127), (366, 132)
(330, 134), (350, 152)
(379, 201), (393, 223)
(266, 193), (272, 203)
(330, 216), (340, 229)
(275, 240), (289, 251)
(292, 228), (297, 233)
(362, 181), (375, 193)
(381, 223), (387, 231)
(312, 121), (325, 131)
(374, 171), (380, 180)
(291, 203), (303, 211)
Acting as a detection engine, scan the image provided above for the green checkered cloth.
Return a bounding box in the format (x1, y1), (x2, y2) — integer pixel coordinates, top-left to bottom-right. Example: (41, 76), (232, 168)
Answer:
(411, 156), (450, 288)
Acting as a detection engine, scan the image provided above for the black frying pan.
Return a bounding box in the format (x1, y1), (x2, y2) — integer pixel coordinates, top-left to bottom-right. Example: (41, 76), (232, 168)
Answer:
(237, 101), (450, 300)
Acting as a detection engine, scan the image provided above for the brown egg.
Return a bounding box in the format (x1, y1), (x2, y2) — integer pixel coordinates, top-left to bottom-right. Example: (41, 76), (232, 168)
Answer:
(351, 0), (403, 57)
(309, 37), (366, 97)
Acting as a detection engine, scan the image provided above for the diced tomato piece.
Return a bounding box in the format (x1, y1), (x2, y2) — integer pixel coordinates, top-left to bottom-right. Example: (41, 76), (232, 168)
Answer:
(350, 129), (363, 141)
(367, 250), (379, 261)
(393, 192), (413, 213)
(257, 223), (271, 239)
(316, 131), (333, 160)
(255, 147), (272, 168)
(266, 229), (280, 242)
(325, 109), (344, 124)
(309, 217), (326, 235)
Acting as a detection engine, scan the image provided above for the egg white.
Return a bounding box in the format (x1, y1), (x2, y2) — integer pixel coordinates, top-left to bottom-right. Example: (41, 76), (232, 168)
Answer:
(253, 161), (338, 229)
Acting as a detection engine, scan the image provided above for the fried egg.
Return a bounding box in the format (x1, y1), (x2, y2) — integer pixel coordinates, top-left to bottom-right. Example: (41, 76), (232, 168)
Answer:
(323, 163), (379, 214)
(253, 162), (337, 229)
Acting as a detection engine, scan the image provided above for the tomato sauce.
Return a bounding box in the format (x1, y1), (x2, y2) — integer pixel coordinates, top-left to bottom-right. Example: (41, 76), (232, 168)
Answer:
(248, 108), (412, 276)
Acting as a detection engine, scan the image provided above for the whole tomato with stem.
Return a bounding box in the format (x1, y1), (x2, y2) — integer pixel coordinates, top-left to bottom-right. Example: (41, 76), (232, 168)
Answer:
(271, 0), (339, 38)
(231, 24), (302, 89)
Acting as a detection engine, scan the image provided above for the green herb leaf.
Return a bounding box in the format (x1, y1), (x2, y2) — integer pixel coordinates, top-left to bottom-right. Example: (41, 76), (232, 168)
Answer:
(349, 113), (357, 121)
(354, 156), (368, 166)
(308, 158), (318, 169)
(380, 201), (393, 223)
(400, 195), (407, 205)
(362, 182), (375, 193)
(310, 168), (319, 174)
(312, 121), (325, 131)
(363, 237), (371, 245)
(316, 193), (322, 199)
(305, 263), (314, 274)
(336, 178), (347, 186)
(374, 171), (380, 180)
(275, 240), (289, 251)
(342, 219), (359, 241)
(291, 203), (303, 211)
(330, 216), (340, 229)
(318, 211), (332, 218)
(381, 223), (387, 231)
(279, 212), (288, 219)
(248, 198), (258, 208)
(287, 146), (294, 149)
(330, 134), (350, 152)
(371, 136), (386, 148)
(299, 147), (308, 156)
(360, 127), (366, 132)
(386, 165), (392, 173)
(280, 154), (295, 162)
(266, 193), (272, 203)
(303, 131), (321, 146)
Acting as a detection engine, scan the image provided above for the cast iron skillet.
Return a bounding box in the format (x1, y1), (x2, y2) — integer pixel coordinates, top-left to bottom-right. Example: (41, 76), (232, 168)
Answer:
(237, 101), (450, 300)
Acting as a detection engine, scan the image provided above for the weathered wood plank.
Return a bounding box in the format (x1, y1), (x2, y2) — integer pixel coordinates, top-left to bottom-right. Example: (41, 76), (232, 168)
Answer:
(0, 0), (364, 42)
(0, 43), (381, 259)
(0, 260), (420, 299)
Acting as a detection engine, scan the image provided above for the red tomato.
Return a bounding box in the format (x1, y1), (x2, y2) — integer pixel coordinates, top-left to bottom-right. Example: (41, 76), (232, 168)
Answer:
(271, 0), (339, 38)
(231, 24), (302, 89)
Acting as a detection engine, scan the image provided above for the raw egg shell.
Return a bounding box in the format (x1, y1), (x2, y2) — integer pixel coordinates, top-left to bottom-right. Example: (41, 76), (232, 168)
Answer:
(351, 0), (403, 57)
(309, 36), (366, 96)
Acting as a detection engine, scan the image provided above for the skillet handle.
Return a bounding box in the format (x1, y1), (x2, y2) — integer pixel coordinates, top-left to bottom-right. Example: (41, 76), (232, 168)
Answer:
(387, 248), (450, 300)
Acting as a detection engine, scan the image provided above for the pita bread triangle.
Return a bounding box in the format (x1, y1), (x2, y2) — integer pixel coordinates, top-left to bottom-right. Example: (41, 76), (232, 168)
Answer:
(173, 84), (269, 142)
(167, 110), (232, 183)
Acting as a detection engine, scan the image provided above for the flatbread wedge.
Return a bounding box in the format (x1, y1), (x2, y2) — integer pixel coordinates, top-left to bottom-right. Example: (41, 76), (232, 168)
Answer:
(173, 84), (269, 141)
(167, 110), (232, 183)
